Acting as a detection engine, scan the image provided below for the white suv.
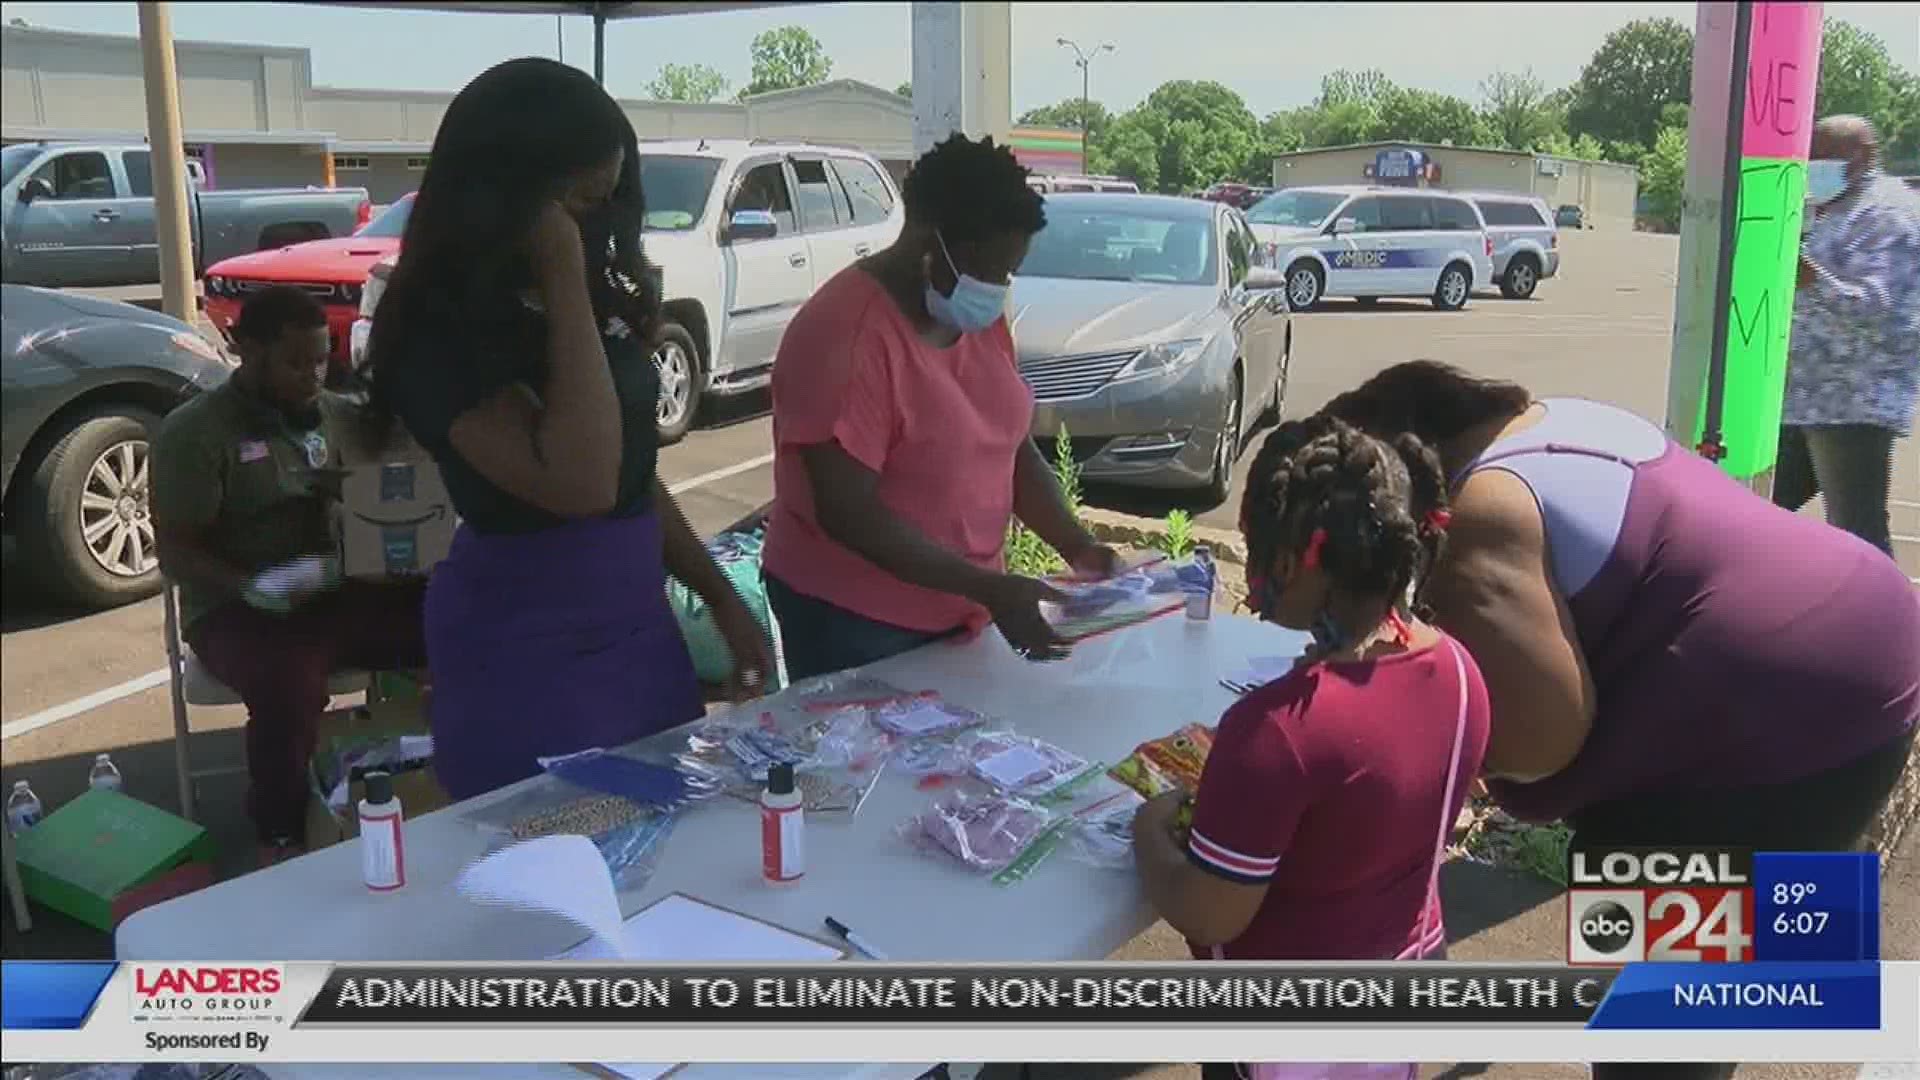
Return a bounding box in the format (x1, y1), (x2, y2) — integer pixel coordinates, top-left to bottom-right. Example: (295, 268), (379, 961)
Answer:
(1244, 185), (1494, 311)
(350, 139), (904, 442)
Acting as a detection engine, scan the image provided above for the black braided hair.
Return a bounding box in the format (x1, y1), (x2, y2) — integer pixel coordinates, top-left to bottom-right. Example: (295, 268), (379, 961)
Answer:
(1239, 415), (1452, 625)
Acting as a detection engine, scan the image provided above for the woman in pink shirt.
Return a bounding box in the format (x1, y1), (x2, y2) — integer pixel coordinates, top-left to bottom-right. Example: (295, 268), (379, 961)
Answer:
(1132, 416), (1492, 1080)
(764, 134), (1117, 680)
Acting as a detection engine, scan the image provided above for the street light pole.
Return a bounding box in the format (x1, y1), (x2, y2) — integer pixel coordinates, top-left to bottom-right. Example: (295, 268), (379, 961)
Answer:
(1055, 37), (1113, 176)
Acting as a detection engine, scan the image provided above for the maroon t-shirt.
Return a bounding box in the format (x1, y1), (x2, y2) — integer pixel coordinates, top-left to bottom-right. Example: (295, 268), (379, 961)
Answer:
(1185, 635), (1492, 961)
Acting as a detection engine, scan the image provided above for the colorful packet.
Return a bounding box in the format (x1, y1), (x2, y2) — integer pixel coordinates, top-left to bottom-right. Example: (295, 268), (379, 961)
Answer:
(1108, 723), (1215, 798)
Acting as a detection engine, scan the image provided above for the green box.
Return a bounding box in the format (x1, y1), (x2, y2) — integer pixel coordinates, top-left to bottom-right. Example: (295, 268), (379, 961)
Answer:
(16, 789), (218, 932)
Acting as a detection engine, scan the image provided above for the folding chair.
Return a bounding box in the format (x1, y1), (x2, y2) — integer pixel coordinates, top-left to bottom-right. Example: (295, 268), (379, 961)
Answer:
(162, 583), (376, 823)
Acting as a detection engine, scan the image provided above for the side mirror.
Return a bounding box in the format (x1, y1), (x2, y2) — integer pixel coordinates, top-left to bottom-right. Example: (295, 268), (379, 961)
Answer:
(19, 177), (54, 204)
(1244, 267), (1287, 292)
(725, 209), (779, 243)
(1331, 217), (1360, 235)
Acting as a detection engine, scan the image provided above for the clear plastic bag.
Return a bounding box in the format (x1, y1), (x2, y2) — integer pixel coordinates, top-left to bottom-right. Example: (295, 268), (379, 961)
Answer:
(868, 696), (991, 739)
(1063, 788), (1146, 869)
(785, 672), (928, 713)
(460, 773), (684, 891)
(901, 788), (1058, 873)
(957, 730), (1094, 799)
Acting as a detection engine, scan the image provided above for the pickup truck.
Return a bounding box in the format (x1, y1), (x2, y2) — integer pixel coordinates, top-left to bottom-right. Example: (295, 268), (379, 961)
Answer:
(1, 141), (371, 289)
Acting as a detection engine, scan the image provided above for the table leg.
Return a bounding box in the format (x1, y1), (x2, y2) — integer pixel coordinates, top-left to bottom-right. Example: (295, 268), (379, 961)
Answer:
(2, 822), (31, 932)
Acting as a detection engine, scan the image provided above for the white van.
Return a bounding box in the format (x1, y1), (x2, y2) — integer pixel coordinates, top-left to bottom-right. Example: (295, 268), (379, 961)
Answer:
(1244, 185), (1494, 311)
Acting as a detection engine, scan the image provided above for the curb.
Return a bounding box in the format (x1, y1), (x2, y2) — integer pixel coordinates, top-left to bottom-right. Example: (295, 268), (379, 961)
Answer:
(1080, 507), (1246, 566)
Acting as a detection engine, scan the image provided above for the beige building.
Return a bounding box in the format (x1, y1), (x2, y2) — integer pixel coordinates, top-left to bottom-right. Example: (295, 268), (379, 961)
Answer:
(3, 24), (916, 204)
(1269, 141), (1640, 232)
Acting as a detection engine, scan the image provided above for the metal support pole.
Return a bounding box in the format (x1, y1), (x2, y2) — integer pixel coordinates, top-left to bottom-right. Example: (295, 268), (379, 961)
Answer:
(593, 10), (606, 85)
(136, 2), (197, 325)
(1698, 0), (1755, 463)
(556, 14), (565, 63)
(1079, 64), (1090, 174)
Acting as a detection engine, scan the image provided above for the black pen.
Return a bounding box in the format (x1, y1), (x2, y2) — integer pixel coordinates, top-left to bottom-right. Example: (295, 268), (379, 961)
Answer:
(824, 916), (888, 960)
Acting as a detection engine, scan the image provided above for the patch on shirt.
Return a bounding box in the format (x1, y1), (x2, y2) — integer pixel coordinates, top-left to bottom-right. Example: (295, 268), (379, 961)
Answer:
(237, 440), (271, 463)
(604, 316), (631, 339)
(301, 431), (329, 468)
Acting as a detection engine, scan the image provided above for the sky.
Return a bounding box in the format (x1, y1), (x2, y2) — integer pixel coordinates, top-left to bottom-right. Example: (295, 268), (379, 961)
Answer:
(2, 1), (1916, 118)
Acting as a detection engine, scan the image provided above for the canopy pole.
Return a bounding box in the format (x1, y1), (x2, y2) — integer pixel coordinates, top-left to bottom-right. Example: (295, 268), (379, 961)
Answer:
(593, 9), (606, 85)
(1698, 0), (1754, 464)
(136, 2), (197, 325)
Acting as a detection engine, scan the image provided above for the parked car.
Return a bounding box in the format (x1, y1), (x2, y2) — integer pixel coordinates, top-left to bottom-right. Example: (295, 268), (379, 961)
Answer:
(1200, 182), (1270, 210)
(1463, 192), (1560, 299)
(1244, 185), (1494, 311)
(205, 193), (412, 383)
(1, 142), (372, 289)
(352, 139), (903, 443)
(2, 283), (233, 606)
(1026, 174), (1140, 194)
(1555, 204), (1587, 229)
(1010, 193), (1290, 502)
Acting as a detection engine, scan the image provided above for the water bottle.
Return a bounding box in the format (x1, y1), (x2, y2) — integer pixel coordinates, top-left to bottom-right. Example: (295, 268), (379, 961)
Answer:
(88, 753), (123, 792)
(6, 780), (43, 836)
(1186, 544), (1214, 621)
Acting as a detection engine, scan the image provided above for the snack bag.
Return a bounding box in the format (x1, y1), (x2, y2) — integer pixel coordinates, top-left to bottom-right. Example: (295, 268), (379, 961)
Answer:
(1109, 723), (1215, 798)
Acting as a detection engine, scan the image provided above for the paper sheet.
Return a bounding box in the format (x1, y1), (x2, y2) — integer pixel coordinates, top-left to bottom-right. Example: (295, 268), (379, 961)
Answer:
(457, 835), (628, 960)
(554, 893), (844, 963)
(973, 744), (1058, 790)
(883, 702), (966, 736)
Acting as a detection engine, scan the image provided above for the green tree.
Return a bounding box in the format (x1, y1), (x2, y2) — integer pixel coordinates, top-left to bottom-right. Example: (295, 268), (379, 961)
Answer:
(743, 25), (832, 97)
(1304, 100), (1384, 149)
(1566, 17), (1694, 149)
(646, 63), (730, 103)
(1378, 87), (1491, 146)
(1097, 109), (1162, 191)
(1814, 19), (1895, 125)
(1886, 69), (1920, 171)
(1244, 109), (1310, 183)
(1317, 69), (1394, 109)
(1479, 68), (1560, 150)
(1019, 98), (1112, 145)
(1640, 123), (1689, 231)
(1139, 80), (1260, 193)
(894, 81), (911, 98)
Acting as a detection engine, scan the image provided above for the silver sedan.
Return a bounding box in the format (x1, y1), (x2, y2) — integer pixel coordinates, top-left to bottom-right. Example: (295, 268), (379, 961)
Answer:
(1011, 193), (1291, 502)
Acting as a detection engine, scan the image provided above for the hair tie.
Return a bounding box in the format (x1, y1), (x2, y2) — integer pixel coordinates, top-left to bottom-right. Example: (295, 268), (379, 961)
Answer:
(1425, 509), (1453, 531)
(1301, 528), (1328, 570)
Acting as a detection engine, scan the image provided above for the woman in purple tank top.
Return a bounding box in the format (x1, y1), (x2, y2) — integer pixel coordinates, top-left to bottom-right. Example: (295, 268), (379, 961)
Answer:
(1324, 361), (1917, 1080)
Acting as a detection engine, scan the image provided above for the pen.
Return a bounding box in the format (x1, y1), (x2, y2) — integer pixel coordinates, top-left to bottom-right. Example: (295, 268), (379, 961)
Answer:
(824, 916), (889, 960)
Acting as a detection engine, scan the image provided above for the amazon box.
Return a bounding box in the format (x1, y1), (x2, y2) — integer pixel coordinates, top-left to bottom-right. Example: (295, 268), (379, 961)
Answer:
(328, 406), (455, 581)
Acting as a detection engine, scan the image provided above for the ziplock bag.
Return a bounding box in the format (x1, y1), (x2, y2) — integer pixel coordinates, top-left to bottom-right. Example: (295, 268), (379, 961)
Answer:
(786, 672), (928, 713)
(868, 696), (990, 739)
(462, 783), (680, 892)
(536, 747), (718, 810)
(958, 730), (1094, 798)
(900, 789), (1058, 873)
(1063, 788), (1146, 869)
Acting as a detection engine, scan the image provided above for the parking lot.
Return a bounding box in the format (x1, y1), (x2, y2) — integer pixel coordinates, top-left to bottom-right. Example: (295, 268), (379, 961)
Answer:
(5, 228), (1917, 1026)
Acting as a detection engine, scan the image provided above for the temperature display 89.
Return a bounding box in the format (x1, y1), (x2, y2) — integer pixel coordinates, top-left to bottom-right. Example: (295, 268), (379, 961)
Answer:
(1752, 852), (1880, 963)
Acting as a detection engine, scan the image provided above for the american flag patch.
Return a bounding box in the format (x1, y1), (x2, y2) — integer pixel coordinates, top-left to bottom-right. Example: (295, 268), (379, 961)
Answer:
(237, 440), (270, 463)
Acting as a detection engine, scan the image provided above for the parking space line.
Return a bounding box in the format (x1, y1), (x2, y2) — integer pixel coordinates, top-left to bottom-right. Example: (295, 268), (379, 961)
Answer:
(2, 668), (169, 742)
(3, 450), (780, 742)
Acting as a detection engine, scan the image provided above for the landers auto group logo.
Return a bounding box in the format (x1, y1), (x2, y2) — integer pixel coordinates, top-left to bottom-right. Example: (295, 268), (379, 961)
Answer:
(129, 965), (288, 1023)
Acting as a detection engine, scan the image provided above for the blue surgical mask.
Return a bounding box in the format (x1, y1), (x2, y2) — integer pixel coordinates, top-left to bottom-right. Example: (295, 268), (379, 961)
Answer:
(924, 231), (1008, 333)
(1806, 159), (1849, 204)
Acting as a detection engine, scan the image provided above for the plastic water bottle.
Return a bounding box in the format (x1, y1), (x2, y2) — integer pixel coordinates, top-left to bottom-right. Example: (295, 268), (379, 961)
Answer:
(88, 753), (123, 792)
(1186, 544), (1214, 621)
(6, 780), (43, 836)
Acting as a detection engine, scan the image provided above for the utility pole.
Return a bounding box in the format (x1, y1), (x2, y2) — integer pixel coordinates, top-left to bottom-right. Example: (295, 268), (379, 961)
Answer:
(1055, 37), (1112, 175)
(556, 15), (564, 63)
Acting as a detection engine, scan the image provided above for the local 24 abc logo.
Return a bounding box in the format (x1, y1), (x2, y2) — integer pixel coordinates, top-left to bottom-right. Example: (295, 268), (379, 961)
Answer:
(1566, 848), (1756, 965)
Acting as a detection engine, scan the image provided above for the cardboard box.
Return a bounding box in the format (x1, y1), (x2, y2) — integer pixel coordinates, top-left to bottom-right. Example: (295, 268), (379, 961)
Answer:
(16, 789), (218, 932)
(328, 406), (456, 582)
(306, 696), (454, 849)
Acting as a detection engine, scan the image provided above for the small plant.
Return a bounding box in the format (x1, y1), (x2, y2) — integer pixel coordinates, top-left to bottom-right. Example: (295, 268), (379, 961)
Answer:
(1157, 509), (1195, 559)
(1004, 424), (1083, 577)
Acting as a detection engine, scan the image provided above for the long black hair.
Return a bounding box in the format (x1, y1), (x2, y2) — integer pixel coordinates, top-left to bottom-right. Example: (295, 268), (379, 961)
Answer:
(366, 57), (660, 420)
(1321, 360), (1532, 451)
(1239, 415), (1452, 627)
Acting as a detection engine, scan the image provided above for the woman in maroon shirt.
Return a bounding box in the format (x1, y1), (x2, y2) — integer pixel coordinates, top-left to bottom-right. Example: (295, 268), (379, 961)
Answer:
(1132, 416), (1492, 1080)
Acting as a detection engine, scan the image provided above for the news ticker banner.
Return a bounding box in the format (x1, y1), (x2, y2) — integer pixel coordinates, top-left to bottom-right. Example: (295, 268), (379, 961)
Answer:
(6, 962), (1919, 1065)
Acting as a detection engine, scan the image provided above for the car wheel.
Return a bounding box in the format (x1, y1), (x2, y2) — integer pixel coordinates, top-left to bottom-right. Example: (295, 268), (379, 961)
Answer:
(1259, 325), (1289, 426)
(1205, 369), (1243, 505)
(16, 406), (165, 608)
(1285, 261), (1324, 311)
(1432, 263), (1472, 311)
(653, 322), (701, 446)
(1500, 256), (1540, 300)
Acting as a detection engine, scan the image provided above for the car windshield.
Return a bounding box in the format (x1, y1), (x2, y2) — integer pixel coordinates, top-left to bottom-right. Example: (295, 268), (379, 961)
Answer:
(2, 145), (39, 188)
(638, 155), (723, 231)
(1020, 206), (1217, 286)
(355, 194), (413, 238)
(1246, 190), (1346, 228)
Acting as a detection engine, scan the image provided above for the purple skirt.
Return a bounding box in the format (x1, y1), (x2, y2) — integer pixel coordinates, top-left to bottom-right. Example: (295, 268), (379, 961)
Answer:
(424, 511), (703, 801)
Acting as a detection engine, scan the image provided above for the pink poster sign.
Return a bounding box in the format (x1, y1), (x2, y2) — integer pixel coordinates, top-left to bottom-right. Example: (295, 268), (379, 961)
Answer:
(1743, 1), (1824, 159)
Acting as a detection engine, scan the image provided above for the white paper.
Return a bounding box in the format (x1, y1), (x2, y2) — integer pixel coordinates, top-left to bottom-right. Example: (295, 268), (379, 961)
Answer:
(974, 744), (1056, 789)
(555, 893), (843, 963)
(1226, 655), (1294, 688)
(457, 835), (628, 960)
(884, 702), (966, 735)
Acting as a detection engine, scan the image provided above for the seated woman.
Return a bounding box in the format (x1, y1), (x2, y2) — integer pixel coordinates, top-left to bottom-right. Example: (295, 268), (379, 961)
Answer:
(1132, 416), (1491, 1080)
(1322, 361), (1920, 1079)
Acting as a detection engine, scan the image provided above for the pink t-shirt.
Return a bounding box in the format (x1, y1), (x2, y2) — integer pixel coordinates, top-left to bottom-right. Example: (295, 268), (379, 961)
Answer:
(1185, 635), (1491, 961)
(764, 267), (1035, 635)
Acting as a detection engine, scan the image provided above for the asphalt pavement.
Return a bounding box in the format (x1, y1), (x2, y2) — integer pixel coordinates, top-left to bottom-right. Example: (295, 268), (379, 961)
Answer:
(4, 231), (1916, 1076)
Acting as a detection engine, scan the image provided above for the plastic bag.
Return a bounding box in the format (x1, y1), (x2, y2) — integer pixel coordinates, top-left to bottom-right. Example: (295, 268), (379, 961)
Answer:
(667, 528), (778, 687)
(868, 696), (991, 739)
(958, 730), (1094, 799)
(1109, 723), (1216, 799)
(1063, 788), (1146, 869)
(461, 772), (684, 891)
(785, 672), (928, 713)
(901, 789), (1057, 873)
(310, 732), (435, 816)
(537, 746), (721, 810)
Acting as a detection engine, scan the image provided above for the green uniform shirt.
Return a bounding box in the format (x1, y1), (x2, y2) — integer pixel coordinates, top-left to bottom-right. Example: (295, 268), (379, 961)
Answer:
(152, 378), (343, 630)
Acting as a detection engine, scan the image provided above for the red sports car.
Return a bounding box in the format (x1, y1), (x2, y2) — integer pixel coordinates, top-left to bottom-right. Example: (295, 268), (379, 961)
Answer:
(203, 194), (413, 382)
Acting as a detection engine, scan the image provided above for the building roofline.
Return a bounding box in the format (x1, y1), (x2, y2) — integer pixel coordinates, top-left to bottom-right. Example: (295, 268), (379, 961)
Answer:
(1274, 139), (1636, 172)
(3, 126), (336, 147)
(2, 23), (312, 61)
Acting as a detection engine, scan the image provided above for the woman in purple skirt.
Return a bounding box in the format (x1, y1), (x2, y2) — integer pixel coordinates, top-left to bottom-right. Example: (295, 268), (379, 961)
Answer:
(363, 58), (770, 800)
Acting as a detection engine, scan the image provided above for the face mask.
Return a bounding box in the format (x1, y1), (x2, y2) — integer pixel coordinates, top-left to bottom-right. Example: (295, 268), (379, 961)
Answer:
(1806, 159), (1849, 204)
(924, 231), (1008, 333)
